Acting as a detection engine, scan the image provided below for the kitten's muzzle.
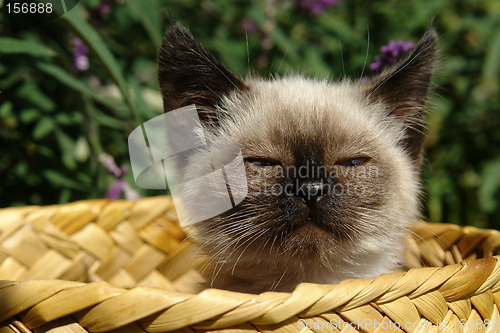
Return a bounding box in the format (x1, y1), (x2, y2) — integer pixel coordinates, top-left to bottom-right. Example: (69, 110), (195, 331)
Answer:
(293, 180), (330, 209)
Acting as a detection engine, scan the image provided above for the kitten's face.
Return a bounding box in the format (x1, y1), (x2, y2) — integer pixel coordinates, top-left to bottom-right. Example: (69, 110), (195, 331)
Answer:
(205, 78), (418, 251)
(158, 24), (436, 292)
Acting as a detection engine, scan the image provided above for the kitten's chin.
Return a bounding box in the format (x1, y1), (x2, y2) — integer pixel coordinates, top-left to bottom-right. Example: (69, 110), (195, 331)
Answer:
(291, 219), (329, 237)
(281, 219), (340, 257)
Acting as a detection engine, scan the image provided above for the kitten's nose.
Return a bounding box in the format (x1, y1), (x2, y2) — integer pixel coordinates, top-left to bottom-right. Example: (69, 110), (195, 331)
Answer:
(296, 181), (329, 209)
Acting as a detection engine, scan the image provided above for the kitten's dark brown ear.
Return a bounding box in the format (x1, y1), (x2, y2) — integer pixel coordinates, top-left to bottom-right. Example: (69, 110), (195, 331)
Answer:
(158, 23), (248, 122)
(365, 25), (438, 165)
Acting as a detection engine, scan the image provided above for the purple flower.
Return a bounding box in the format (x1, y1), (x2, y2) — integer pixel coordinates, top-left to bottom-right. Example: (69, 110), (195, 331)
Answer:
(99, 153), (122, 178)
(89, 1), (113, 25)
(107, 179), (125, 200)
(369, 40), (415, 75)
(298, 0), (342, 16)
(100, 4), (111, 15)
(71, 37), (89, 71)
(241, 18), (259, 34)
(99, 153), (140, 200)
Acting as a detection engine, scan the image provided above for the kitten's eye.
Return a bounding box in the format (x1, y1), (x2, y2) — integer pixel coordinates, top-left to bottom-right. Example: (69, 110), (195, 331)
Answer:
(245, 158), (279, 167)
(337, 157), (370, 167)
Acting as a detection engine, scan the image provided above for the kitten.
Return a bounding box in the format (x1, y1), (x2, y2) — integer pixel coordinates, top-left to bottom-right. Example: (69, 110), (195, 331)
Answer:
(158, 23), (437, 293)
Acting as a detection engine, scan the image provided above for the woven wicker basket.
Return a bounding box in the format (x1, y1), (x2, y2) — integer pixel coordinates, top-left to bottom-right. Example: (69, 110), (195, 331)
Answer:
(1, 196), (500, 333)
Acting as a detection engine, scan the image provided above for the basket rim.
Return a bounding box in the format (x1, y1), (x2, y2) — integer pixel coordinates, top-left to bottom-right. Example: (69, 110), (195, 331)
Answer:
(1, 255), (500, 331)
(2, 197), (500, 332)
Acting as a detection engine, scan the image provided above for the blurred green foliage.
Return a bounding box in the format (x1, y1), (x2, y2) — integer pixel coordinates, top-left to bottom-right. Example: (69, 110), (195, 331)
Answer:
(0, 0), (499, 227)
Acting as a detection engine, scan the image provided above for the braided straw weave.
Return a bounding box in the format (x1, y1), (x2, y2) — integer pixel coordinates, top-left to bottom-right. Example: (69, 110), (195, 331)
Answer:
(1, 196), (500, 332)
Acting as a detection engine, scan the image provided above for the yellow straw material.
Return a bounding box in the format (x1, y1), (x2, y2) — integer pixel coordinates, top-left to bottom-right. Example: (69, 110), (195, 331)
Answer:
(1, 196), (500, 332)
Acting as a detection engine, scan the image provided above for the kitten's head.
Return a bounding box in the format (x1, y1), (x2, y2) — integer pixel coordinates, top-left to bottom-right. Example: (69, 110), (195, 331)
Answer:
(158, 24), (437, 292)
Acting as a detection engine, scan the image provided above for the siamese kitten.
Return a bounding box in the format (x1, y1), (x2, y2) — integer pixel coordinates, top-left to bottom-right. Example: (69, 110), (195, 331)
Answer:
(158, 23), (437, 293)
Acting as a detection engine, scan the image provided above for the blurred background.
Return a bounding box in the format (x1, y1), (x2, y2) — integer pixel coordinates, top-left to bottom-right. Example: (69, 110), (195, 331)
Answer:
(1, 0), (499, 228)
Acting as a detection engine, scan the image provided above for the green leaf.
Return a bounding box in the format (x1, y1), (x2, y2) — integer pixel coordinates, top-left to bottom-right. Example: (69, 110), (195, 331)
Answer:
(17, 82), (55, 112)
(59, 188), (72, 204)
(20, 108), (41, 124)
(0, 38), (56, 57)
(482, 28), (500, 82)
(129, 78), (155, 120)
(60, 7), (140, 123)
(55, 112), (83, 126)
(33, 117), (56, 140)
(125, 0), (162, 49)
(43, 170), (90, 191)
(76, 172), (92, 184)
(0, 101), (13, 117)
(37, 146), (55, 158)
(36, 62), (128, 112)
(1, 72), (23, 90)
(14, 161), (29, 178)
(92, 109), (126, 129)
(55, 129), (76, 170)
